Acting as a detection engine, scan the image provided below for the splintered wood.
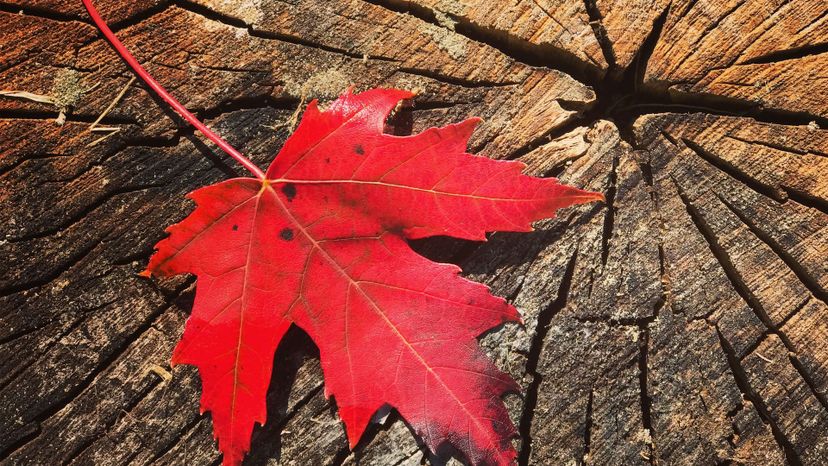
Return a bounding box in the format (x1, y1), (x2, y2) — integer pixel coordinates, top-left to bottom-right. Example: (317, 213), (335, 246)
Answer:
(1, 0), (826, 464)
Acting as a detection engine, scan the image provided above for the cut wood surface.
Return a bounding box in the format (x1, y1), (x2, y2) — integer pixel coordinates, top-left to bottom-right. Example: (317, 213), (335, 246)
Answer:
(1, 0), (827, 465)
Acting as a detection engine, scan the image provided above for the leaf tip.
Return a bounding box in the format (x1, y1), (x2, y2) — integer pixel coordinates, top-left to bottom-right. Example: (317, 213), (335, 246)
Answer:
(565, 188), (606, 206)
(466, 116), (483, 126)
(388, 87), (416, 100)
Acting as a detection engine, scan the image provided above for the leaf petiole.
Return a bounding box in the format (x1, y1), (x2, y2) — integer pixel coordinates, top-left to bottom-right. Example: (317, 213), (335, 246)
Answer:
(81, 0), (266, 180)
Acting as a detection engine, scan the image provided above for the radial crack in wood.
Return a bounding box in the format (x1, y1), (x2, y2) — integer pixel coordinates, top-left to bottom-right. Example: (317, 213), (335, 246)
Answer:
(2, 1), (827, 465)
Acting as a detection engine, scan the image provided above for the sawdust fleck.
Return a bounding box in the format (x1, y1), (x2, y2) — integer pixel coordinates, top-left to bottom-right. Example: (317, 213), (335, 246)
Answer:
(211, 0), (262, 25)
(51, 68), (85, 111)
(286, 69), (352, 100)
(418, 22), (466, 60)
(200, 0), (262, 37)
(434, 10), (457, 30)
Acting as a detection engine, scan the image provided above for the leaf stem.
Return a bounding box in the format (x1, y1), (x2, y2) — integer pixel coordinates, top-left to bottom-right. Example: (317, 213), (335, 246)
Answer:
(81, 0), (266, 180)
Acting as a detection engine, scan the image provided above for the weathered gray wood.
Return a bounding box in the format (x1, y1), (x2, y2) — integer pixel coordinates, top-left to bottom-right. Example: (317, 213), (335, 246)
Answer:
(1, 1), (827, 465)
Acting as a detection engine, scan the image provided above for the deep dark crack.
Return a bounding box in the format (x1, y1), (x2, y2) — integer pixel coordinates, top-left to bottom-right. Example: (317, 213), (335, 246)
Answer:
(518, 251), (578, 466)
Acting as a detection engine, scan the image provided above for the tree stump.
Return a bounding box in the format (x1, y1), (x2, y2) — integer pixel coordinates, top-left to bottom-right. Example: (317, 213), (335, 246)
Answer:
(2, 1), (827, 465)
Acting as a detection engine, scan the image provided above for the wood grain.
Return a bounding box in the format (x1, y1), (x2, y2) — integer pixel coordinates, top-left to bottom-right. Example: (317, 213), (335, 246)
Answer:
(1, 1), (826, 465)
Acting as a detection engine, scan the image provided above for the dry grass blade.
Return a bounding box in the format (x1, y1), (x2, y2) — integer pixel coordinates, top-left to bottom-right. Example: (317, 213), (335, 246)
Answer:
(90, 76), (136, 130)
(0, 90), (57, 105)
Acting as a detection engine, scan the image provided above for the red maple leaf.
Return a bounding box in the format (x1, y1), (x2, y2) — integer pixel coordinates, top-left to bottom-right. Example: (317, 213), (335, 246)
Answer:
(83, 2), (604, 465)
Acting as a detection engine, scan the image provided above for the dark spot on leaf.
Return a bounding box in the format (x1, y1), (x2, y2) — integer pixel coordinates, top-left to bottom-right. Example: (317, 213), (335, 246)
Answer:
(279, 228), (294, 241)
(232, 224), (238, 231)
(282, 183), (296, 201)
(354, 144), (365, 155)
(386, 224), (405, 235)
(341, 197), (359, 208)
